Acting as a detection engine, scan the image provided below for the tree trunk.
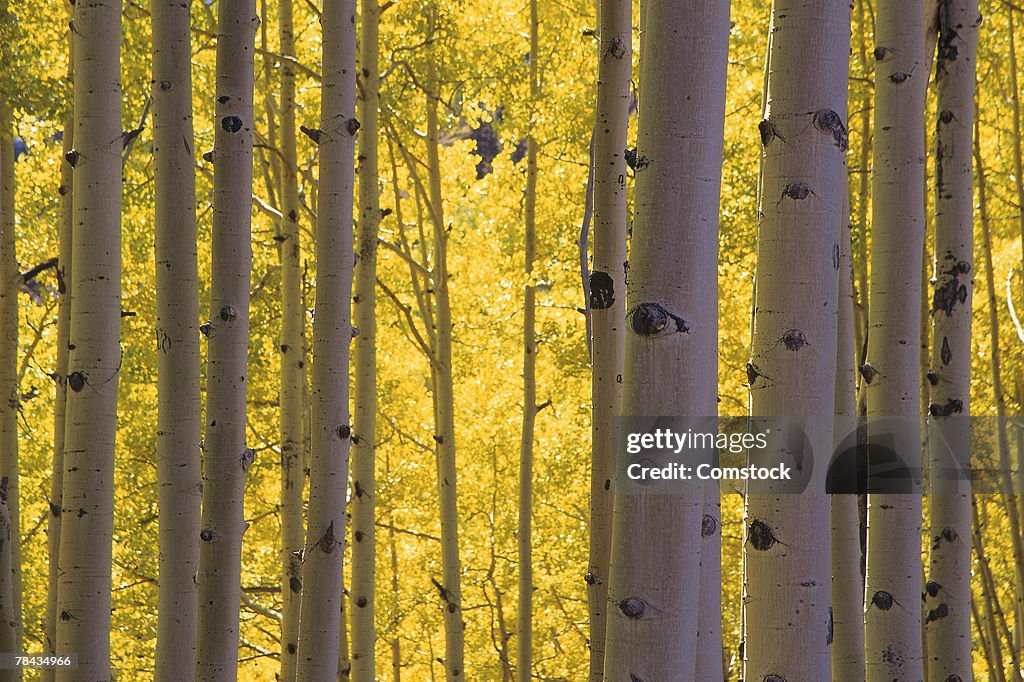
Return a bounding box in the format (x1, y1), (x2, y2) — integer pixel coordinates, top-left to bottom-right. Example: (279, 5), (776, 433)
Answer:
(195, 0), (256, 677)
(0, 92), (18, 677)
(152, 0), (201, 676)
(350, 0), (382, 674)
(45, 103), (73, 679)
(426, 19), (465, 672)
(276, 0), (306, 675)
(924, 2), (978, 679)
(585, 0), (629, 676)
(603, 2), (729, 679)
(744, 2), (849, 681)
(295, 0), (356, 678)
(832, 193), (865, 681)
(517, 0), (539, 679)
(863, 2), (929, 679)
(55, 0), (122, 676)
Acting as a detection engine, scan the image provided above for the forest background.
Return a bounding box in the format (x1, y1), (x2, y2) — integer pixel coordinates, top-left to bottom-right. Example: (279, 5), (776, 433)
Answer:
(1, 0), (1024, 679)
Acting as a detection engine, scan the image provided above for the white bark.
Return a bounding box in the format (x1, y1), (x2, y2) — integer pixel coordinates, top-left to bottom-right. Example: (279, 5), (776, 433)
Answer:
(744, 2), (850, 680)
(603, 2), (729, 679)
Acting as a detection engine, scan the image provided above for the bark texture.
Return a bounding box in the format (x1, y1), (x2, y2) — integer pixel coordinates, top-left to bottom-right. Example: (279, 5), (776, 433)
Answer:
(195, 0), (256, 677)
(603, 2), (729, 679)
(295, 0), (356, 678)
(863, 2), (929, 679)
(350, 0), (382, 673)
(585, 0), (629, 677)
(152, 0), (202, 676)
(744, 2), (849, 680)
(55, 0), (123, 677)
(924, 2), (978, 679)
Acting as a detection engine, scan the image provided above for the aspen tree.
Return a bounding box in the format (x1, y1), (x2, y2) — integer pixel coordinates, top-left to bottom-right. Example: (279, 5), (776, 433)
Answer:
(424, 12), (464, 676)
(863, 2), (929, 679)
(55, 0), (122, 675)
(277, 0), (305, 673)
(832, 199), (865, 681)
(517, 0), (539, 678)
(0, 110), (17, 678)
(585, 0), (629, 674)
(0, 92), (17, 670)
(194, 0), (256, 677)
(152, 0), (201, 675)
(603, 2), (729, 678)
(744, 2), (849, 680)
(350, 0), (383, 673)
(1008, 6), (1024, 291)
(295, 0), (356, 677)
(924, 2), (977, 679)
(45, 103), (72, 677)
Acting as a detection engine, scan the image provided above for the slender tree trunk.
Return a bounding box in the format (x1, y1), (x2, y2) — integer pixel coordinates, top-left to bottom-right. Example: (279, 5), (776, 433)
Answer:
(45, 104), (73, 679)
(152, 0), (201, 676)
(0, 92), (18, 676)
(744, 2), (849, 681)
(195, 0), (256, 677)
(277, 0), (305, 674)
(863, 2), (929, 679)
(924, 2), (977, 679)
(295, 0), (356, 678)
(425, 19), (465, 671)
(585, 0), (629, 675)
(350, 0), (382, 674)
(517, 0), (539, 679)
(603, 2), (729, 678)
(55, 0), (122, 676)
(832, 195), (865, 681)
(976, 120), (1024, 682)
(1008, 7), (1024, 297)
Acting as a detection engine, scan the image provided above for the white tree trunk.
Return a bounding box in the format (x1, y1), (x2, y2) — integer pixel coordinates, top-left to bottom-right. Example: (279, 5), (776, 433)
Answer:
(195, 0), (256, 677)
(863, 2), (929, 679)
(603, 2), (729, 679)
(744, 2), (849, 680)
(55, 0), (122, 677)
(924, 2), (978, 679)
(295, 0), (357, 678)
(585, 0), (629, 676)
(152, 0), (201, 675)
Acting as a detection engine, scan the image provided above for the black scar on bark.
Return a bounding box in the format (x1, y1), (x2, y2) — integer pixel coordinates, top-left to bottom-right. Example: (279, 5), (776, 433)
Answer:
(240, 448), (256, 472)
(827, 606), (834, 645)
(220, 305), (237, 321)
(619, 597), (646, 619)
(199, 322), (213, 338)
(67, 371), (86, 392)
(926, 602), (949, 622)
(926, 580), (942, 597)
(202, 150), (214, 163)
(607, 35), (627, 59)
(318, 521), (337, 553)
(200, 529), (214, 542)
(746, 361), (765, 386)
(874, 46), (888, 61)
(941, 526), (959, 543)
(629, 302), (689, 336)
(337, 424), (351, 440)
(346, 118), (361, 136)
(859, 363), (877, 384)
(781, 182), (811, 201)
(889, 71), (912, 84)
(781, 329), (808, 351)
(584, 571), (597, 585)
(747, 519), (777, 551)
(941, 336), (953, 365)
(812, 109), (848, 151)
(929, 398), (963, 417)
(926, 371), (939, 385)
(932, 256), (971, 316)
(939, 109), (955, 125)
(763, 675), (787, 682)
(624, 148), (650, 170)
(289, 576), (302, 593)
(870, 590), (894, 610)
(589, 271), (615, 310)
(701, 514), (718, 537)
(300, 125), (322, 144)
(629, 675), (645, 682)
(221, 116), (243, 133)
(758, 118), (784, 147)
(833, 243), (841, 270)
(287, 643), (297, 654)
